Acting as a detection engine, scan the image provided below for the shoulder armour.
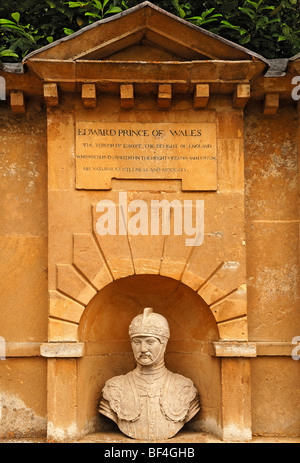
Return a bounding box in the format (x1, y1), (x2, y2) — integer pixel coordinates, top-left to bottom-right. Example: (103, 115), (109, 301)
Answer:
(160, 371), (199, 422)
(101, 372), (141, 422)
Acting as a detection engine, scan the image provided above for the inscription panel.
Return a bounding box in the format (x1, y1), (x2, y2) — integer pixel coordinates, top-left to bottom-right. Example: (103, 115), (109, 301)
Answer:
(75, 122), (217, 190)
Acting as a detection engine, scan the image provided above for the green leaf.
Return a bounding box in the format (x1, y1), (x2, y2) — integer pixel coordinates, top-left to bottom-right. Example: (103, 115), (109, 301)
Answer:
(201, 8), (215, 19)
(0, 49), (19, 57)
(46, 36), (54, 43)
(93, 0), (103, 10)
(238, 7), (255, 19)
(105, 6), (122, 14)
(46, 0), (56, 8)
(277, 35), (288, 42)
(220, 20), (240, 30)
(85, 12), (101, 17)
(11, 12), (20, 23)
(201, 18), (221, 25)
(0, 19), (17, 25)
(239, 35), (251, 44)
(68, 2), (88, 7)
(0, 24), (22, 31)
(63, 27), (74, 35)
(245, 1), (258, 9)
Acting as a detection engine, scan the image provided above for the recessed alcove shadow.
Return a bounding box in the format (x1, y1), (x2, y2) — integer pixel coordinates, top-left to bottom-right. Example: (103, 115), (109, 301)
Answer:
(76, 274), (222, 438)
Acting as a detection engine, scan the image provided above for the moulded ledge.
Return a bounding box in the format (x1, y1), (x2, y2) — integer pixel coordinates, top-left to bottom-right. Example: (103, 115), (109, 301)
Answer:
(212, 341), (257, 357)
(40, 342), (85, 358)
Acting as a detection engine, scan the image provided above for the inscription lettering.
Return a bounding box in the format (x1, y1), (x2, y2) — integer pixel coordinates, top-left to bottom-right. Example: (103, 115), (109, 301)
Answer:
(75, 122), (217, 190)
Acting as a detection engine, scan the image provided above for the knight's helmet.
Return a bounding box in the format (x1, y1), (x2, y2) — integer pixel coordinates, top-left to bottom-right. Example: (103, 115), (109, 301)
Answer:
(129, 308), (170, 341)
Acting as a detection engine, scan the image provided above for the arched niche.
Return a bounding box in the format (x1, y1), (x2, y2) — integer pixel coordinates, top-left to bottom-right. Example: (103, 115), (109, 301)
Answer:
(76, 274), (222, 438)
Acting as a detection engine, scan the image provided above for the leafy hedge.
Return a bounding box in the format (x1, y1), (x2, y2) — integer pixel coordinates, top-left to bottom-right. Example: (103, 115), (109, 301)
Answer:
(0, 0), (300, 62)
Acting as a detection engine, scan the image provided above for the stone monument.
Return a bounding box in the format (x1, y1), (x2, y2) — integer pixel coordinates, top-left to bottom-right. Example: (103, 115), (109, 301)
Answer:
(99, 308), (200, 440)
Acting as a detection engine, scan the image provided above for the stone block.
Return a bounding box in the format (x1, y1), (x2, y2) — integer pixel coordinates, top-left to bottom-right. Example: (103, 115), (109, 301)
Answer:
(47, 108), (75, 190)
(44, 83), (59, 106)
(0, 236), (48, 341)
(0, 358), (47, 438)
(213, 342), (256, 357)
(221, 358), (252, 441)
(40, 342), (85, 358)
(56, 264), (97, 306)
(211, 286), (247, 323)
(218, 317), (248, 341)
(48, 318), (79, 342)
(217, 111), (243, 139)
(82, 83), (97, 108)
(73, 233), (113, 291)
(246, 222), (300, 341)
(49, 290), (84, 324)
(157, 84), (172, 109)
(232, 83), (250, 109)
(47, 359), (79, 441)
(120, 84), (134, 109)
(10, 91), (25, 113)
(217, 139), (244, 192)
(263, 93), (279, 115)
(193, 84), (209, 108)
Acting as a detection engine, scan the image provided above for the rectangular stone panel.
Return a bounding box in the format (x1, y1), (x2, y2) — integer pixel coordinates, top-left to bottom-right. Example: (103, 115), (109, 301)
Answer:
(75, 122), (217, 190)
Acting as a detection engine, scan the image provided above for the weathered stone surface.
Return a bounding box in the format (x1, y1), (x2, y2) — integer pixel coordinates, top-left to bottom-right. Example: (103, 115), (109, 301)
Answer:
(0, 2), (299, 444)
(251, 358), (300, 436)
(10, 91), (25, 113)
(82, 84), (97, 108)
(75, 121), (217, 190)
(213, 342), (256, 357)
(48, 318), (79, 342)
(44, 83), (59, 107)
(221, 358), (252, 441)
(0, 359), (47, 437)
(47, 359), (78, 441)
(40, 342), (85, 358)
(232, 83), (250, 109)
(0, 236), (48, 341)
(73, 233), (113, 290)
(193, 84), (209, 109)
(120, 84), (134, 109)
(49, 290), (84, 324)
(56, 264), (97, 305)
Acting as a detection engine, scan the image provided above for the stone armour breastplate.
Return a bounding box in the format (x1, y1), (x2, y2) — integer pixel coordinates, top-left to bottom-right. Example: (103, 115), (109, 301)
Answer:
(99, 368), (200, 440)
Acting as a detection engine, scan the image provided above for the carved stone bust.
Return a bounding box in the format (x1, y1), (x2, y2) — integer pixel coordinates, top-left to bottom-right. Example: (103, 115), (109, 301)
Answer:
(99, 308), (200, 440)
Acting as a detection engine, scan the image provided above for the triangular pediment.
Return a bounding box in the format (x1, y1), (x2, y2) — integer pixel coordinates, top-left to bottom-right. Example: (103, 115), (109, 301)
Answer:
(24, 1), (267, 64)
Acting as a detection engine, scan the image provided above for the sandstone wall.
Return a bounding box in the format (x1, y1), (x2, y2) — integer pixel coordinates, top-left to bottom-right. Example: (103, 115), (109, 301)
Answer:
(244, 102), (300, 436)
(0, 99), (48, 437)
(0, 97), (299, 439)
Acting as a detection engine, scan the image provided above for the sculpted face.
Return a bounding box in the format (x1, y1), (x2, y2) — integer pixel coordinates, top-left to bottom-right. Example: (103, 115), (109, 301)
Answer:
(131, 336), (166, 366)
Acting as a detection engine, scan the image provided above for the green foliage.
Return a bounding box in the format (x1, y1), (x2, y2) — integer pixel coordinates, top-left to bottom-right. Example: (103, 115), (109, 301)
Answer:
(0, 0), (127, 61)
(0, 0), (300, 62)
(183, 0), (300, 58)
